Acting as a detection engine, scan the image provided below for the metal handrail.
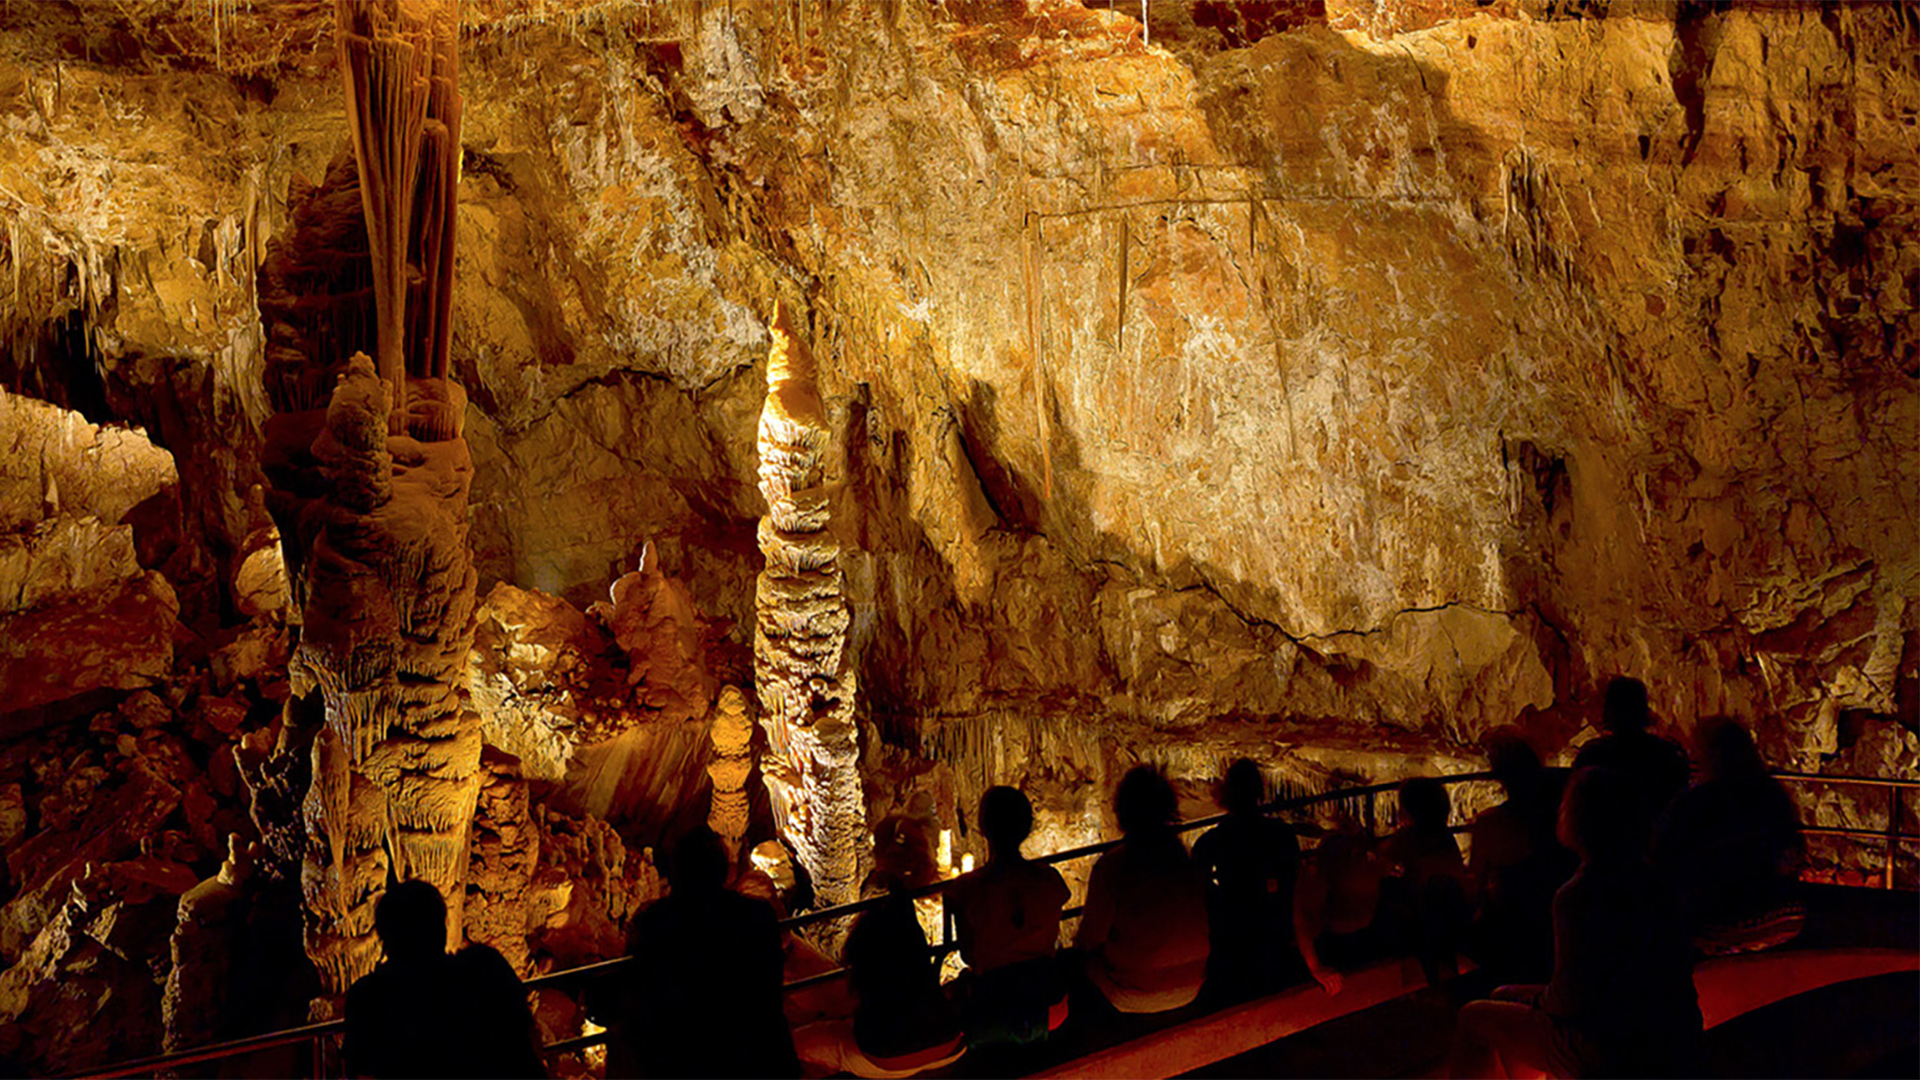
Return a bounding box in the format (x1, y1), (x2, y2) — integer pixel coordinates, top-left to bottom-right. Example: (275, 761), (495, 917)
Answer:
(75, 764), (1915, 1078)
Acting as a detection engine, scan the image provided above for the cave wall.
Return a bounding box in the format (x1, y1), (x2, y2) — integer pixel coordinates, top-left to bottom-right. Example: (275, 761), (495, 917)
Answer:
(0, 0), (1914, 848)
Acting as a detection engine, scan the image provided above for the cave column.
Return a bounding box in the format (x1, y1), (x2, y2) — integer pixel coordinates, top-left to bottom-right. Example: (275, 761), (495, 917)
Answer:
(753, 303), (866, 911)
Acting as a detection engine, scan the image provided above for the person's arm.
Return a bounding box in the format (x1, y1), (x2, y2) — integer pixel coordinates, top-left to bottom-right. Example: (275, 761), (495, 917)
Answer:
(1073, 855), (1116, 951)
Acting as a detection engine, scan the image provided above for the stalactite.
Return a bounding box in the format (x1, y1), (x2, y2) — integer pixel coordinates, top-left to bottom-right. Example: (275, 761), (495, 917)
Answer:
(753, 302), (865, 914)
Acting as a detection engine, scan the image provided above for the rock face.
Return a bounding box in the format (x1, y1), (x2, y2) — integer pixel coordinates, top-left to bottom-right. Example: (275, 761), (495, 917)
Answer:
(755, 304), (866, 911)
(0, 391), (182, 729)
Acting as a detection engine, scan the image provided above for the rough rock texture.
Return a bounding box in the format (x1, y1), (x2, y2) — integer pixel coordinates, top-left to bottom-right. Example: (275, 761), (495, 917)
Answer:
(755, 303), (866, 911)
(706, 685), (756, 859)
(468, 565), (722, 837)
(0, 390), (184, 728)
(19, 1), (1912, 774)
(0, 0), (1915, 1042)
(0, 858), (194, 1072)
(162, 839), (255, 1054)
(464, 747), (541, 973)
(273, 355), (483, 993)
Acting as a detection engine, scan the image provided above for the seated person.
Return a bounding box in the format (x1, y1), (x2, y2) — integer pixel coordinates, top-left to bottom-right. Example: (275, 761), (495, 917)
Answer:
(446, 943), (547, 1079)
(739, 843), (857, 1027)
(1449, 767), (1702, 1079)
(796, 816), (963, 1079)
(1074, 765), (1210, 1014)
(609, 826), (798, 1079)
(1193, 758), (1302, 1001)
(1467, 731), (1575, 986)
(346, 883), (548, 1078)
(945, 786), (1071, 1046)
(344, 880), (465, 1079)
(1380, 777), (1469, 989)
(1654, 717), (1805, 953)
(1293, 826), (1390, 995)
(1573, 677), (1690, 836)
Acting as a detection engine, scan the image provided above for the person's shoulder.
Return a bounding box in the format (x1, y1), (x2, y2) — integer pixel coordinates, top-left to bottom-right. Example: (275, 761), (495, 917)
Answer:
(345, 964), (393, 1013)
(1572, 736), (1613, 767)
(452, 942), (519, 983)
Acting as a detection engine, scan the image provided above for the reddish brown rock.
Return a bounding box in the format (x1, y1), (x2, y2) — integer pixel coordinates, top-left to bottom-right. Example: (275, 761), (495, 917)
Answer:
(1, 759), (183, 960)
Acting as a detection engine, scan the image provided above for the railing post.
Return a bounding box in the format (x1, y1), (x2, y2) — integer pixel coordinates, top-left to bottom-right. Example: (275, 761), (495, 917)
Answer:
(1886, 785), (1900, 891)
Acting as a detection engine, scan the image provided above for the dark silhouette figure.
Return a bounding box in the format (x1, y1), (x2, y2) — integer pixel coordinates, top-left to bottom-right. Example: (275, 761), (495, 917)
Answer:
(946, 786), (1071, 1047)
(1466, 731), (1575, 986)
(1450, 767), (1702, 1078)
(1380, 777), (1469, 990)
(1193, 759), (1302, 1001)
(1075, 765), (1210, 1013)
(447, 944), (548, 1079)
(797, 815), (963, 1076)
(1572, 677), (1690, 836)
(609, 826), (798, 1079)
(1654, 717), (1805, 952)
(344, 880), (462, 1079)
(1293, 827), (1390, 995)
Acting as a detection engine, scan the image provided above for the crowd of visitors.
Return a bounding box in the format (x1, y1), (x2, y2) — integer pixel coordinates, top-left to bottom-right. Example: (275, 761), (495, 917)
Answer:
(339, 676), (1808, 1079)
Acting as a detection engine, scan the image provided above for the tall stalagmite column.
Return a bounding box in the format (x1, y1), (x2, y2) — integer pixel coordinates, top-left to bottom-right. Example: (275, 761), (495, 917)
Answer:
(257, 0), (477, 993)
(753, 304), (865, 911)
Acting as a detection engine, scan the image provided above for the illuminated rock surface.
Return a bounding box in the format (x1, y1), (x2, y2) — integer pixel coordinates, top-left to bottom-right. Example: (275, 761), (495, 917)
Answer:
(0, 0), (1913, 1070)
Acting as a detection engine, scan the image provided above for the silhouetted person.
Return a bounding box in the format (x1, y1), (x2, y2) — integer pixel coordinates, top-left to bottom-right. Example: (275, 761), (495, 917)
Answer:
(1654, 717), (1805, 952)
(611, 826), (798, 1079)
(1466, 731), (1575, 986)
(796, 816), (963, 1077)
(1075, 765), (1210, 1013)
(344, 880), (462, 1079)
(1572, 677), (1690, 835)
(1380, 777), (1469, 990)
(446, 943), (548, 1079)
(1193, 759), (1302, 1001)
(1293, 826), (1389, 995)
(1450, 767), (1702, 1079)
(946, 786), (1071, 1046)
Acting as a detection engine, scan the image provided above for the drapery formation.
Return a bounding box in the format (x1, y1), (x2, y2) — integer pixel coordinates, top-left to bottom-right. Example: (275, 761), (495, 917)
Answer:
(254, 0), (477, 993)
(753, 303), (865, 912)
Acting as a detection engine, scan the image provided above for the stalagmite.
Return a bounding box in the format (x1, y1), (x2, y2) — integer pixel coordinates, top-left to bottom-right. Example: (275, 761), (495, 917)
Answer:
(753, 302), (865, 912)
(251, 0), (479, 994)
(706, 685), (755, 862)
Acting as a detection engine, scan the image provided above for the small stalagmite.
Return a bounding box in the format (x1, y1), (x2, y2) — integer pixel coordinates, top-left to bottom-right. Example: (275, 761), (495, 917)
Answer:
(753, 302), (865, 912)
(706, 686), (755, 861)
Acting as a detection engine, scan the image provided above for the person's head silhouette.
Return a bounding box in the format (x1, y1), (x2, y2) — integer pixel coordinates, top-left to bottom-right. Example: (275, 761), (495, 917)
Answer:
(979, 785), (1035, 858)
(1218, 758), (1266, 816)
(1698, 716), (1767, 782)
(1115, 764), (1178, 837)
(1559, 767), (1646, 865)
(668, 824), (730, 896)
(1484, 729), (1543, 793)
(374, 879), (448, 964)
(1397, 776), (1451, 834)
(872, 813), (937, 891)
(1602, 677), (1653, 735)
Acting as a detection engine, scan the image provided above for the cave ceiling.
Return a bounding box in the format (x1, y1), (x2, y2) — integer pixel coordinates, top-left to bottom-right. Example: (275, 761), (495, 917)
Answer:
(1, 0), (1915, 779)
